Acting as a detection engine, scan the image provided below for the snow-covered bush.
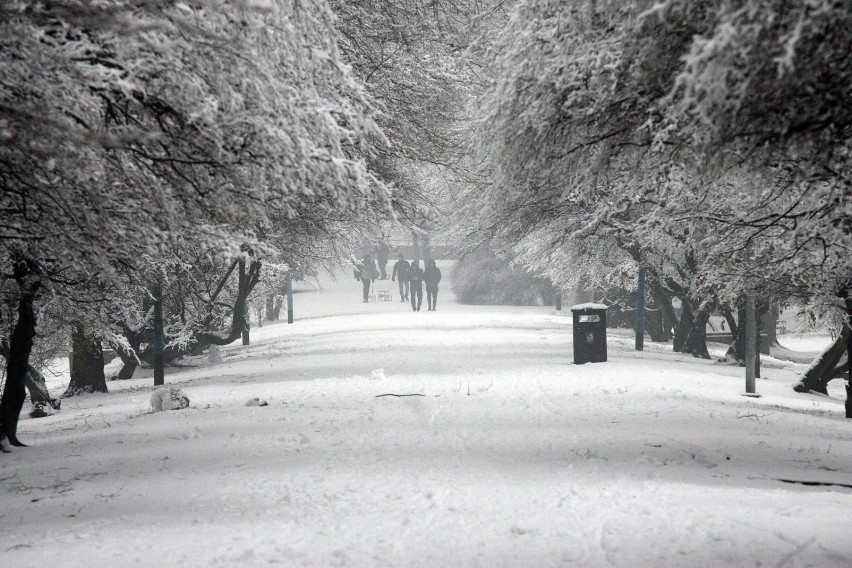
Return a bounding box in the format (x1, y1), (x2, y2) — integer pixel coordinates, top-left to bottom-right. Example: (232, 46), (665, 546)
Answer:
(452, 246), (554, 306)
(150, 388), (190, 412)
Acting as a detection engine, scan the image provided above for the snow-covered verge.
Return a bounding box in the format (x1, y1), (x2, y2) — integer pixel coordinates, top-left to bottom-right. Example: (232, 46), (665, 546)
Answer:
(2, 265), (851, 567)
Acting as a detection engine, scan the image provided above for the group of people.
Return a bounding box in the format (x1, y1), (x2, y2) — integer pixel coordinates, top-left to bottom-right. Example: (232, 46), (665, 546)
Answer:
(393, 254), (442, 311)
(355, 251), (442, 311)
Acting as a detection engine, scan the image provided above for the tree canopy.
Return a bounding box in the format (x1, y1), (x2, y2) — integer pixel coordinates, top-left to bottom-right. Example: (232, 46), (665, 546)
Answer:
(465, 0), (849, 313)
(1, 0), (394, 445)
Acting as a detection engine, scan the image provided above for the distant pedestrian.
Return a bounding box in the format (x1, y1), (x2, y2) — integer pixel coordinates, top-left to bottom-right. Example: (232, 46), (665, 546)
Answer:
(359, 254), (379, 302)
(377, 241), (390, 279)
(391, 253), (410, 302)
(408, 260), (424, 312)
(424, 259), (442, 311)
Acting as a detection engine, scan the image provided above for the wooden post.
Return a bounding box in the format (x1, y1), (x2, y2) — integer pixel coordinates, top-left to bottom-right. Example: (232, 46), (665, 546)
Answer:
(153, 275), (165, 386)
(636, 265), (646, 351)
(286, 273), (294, 324)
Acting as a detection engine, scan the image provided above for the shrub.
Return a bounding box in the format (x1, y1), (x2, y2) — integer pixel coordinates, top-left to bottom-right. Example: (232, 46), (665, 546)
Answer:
(452, 246), (553, 306)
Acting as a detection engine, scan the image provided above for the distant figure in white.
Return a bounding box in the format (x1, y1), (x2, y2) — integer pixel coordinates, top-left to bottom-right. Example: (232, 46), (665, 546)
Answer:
(424, 259), (442, 311)
(391, 253), (410, 302)
(358, 253), (379, 303)
(408, 261), (424, 311)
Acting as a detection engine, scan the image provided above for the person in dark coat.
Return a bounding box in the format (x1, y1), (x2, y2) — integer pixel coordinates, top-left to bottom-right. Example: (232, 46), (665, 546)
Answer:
(408, 260), (424, 311)
(377, 241), (390, 279)
(391, 253), (410, 302)
(359, 254), (379, 302)
(424, 259), (442, 311)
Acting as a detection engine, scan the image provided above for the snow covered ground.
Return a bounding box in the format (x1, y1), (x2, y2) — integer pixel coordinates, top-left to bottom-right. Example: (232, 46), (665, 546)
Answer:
(3, 262), (851, 567)
(777, 333), (835, 354)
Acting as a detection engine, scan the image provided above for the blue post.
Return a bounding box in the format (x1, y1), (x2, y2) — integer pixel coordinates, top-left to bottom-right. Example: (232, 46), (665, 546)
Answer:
(635, 265), (646, 351)
(286, 273), (294, 324)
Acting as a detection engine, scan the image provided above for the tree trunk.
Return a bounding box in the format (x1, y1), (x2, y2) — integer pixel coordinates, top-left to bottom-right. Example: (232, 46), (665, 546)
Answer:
(0, 350), (53, 407)
(684, 299), (713, 359)
(272, 295), (283, 321)
(411, 231), (421, 263)
(755, 304), (763, 378)
(574, 280), (592, 306)
(720, 306), (739, 361)
(114, 326), (143, 381)
(724, 302), (765, 375)
(0, 256), (42, 447)
(116, 352), (138, 381)
(648, 285), (675, 342)
(139, 256), (262, 366)
(660, 297), (677, 342)
(153, 276), (164, 386)
(266, 293), (281, 321)
(25, 366), (52, 406)
(64, 326), (108, 397)
(760, 302), (781, 348)
(726, 304), (748, 363)
(794, 325), (849, 395)
(607, 302), (626, 328)
(736, 303), (747, 360)
(844, 294), (852, 419)
(241, 304), (250, 346)
(645, 306), (665, 342)
(673, 298), (694, 353)
(721, 307), (738, 337)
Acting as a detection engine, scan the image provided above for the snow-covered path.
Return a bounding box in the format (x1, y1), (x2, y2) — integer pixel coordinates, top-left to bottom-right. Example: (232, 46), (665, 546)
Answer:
(3, 266), (851, 567)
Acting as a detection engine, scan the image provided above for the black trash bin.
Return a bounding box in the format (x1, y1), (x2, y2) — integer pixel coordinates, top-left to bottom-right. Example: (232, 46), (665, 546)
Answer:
(570, 304), (608, 364)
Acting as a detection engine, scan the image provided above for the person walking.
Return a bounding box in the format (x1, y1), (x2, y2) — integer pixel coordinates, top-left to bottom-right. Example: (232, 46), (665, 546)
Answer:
(391, 253), (410, 302)
(424, 259), (442, 311)
(377, 241), (390, 280)
(408, 260), (424, 312)
(359, 254), (378, 302)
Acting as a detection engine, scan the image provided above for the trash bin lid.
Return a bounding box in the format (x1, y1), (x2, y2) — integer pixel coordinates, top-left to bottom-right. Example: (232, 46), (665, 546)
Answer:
(569, 303), (608, 311)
